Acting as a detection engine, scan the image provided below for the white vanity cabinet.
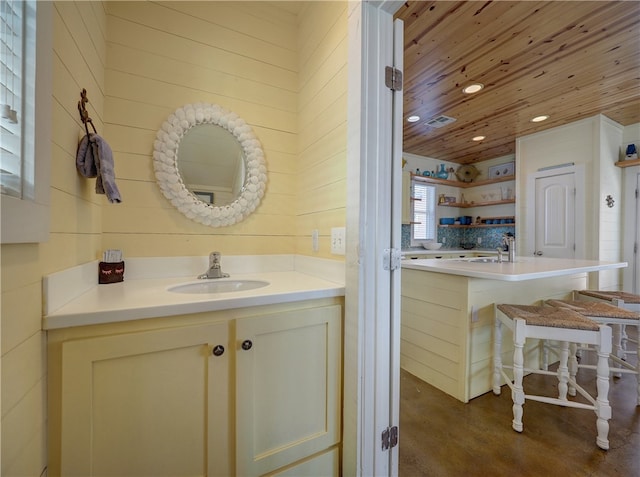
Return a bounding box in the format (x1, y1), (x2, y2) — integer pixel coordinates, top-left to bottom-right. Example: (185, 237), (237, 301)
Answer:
(47, 299), (342, 477)
(53, 322), (231, 477)
(235, 305), (342, 476)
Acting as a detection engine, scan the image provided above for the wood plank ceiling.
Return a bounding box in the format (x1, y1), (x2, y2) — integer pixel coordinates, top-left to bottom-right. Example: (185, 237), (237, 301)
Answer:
(396, 1), (640, 164)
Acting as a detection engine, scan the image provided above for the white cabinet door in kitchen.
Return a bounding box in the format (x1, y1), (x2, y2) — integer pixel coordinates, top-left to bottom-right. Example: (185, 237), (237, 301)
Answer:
(235, 305), (342, 476)
(535, 171), (576, 258)
(58, 322), (230, 477)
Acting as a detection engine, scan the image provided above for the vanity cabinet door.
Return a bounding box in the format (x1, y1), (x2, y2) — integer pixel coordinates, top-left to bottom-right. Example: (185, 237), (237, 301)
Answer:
(59, 322), (230, 477)
(235, 305), (342, 476)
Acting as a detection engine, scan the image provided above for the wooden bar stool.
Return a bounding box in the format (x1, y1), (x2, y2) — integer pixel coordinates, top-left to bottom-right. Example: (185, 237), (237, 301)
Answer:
(493, 304), (612, 450)
(574, 290), (640, 356)
(545, 299), (640, 405)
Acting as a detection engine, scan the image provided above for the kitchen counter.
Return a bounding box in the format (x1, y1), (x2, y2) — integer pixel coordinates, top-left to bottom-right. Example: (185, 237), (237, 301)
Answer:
(402, 256), (626, 281)
(400, 256), (627, 402)
(43, 256), (345, 330)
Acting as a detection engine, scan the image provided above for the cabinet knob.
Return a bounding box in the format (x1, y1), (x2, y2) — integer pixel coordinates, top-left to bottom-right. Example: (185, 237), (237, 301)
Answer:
(241, 339), (253, 351)
(212, 345), (225, 357)
(534, 251), (543, 256)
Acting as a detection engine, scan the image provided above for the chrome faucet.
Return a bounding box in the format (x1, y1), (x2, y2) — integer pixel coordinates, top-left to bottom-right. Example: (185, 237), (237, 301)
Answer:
(198, 252), (230, 279)
(500, 235), (516, 262)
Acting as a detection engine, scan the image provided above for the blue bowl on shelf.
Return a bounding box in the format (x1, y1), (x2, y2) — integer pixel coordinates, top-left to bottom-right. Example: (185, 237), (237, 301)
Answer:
(439, 217), (455, 225)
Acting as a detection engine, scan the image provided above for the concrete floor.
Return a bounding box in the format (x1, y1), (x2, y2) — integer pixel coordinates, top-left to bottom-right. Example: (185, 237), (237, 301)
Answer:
(399, 332), (640, 477)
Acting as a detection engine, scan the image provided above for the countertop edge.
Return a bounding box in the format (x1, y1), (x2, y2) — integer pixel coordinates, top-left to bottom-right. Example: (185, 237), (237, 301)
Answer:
(43, 271), (345, 330)
(401, 257), (627, 281)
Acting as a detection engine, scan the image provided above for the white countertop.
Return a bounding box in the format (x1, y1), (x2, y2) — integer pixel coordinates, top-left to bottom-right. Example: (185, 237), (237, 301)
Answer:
(401, 256), (627, 281)
(44, 271), (345, 330)
(43, 255), (346, 330)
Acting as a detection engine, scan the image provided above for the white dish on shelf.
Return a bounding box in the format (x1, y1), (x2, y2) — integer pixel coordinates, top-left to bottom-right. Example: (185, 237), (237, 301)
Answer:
(422, 242), (443, 250)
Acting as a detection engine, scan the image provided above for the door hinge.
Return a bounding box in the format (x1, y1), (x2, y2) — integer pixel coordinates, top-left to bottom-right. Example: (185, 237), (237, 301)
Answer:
(381, 425), (399, 451)
(385, 66), (403, 91)
(634, 242), (638, 254)
(383, 248), (402, 271)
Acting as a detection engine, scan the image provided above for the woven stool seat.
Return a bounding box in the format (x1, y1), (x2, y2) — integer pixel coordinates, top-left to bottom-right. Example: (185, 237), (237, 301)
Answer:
(497, 304), (600, 330)
(574, 290), (639, 372)
(545, 300), (639, 320)
(494, 303), (612, 449)
(577, 290), (640, 304)
(546, 298), (640, 405)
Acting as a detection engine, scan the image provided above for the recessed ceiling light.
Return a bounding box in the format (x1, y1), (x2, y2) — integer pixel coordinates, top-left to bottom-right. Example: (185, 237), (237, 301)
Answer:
(472, 135), (485, 141)
(407, 115), (420, 123)
(462, 83), (484, 94)
(531, 115), (549, 123)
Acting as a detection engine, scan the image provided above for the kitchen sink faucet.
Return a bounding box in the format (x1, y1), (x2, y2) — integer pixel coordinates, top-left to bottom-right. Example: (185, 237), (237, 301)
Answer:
(497, 235), (516, 262)
(198, 252), (230, 279)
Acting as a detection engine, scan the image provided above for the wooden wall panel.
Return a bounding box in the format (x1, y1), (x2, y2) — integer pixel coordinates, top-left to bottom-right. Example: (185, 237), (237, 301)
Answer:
(2, 3), (106, 475)
(296, 3), (348, 260)
(103, 2), (301, 255)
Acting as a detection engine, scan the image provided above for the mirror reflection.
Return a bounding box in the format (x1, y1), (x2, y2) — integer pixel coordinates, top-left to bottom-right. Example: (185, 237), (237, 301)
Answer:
(177, 124), (245, 206)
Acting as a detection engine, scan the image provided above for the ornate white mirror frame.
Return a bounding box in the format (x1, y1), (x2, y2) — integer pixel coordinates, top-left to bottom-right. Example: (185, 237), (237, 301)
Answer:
(153, 103), (267, 227)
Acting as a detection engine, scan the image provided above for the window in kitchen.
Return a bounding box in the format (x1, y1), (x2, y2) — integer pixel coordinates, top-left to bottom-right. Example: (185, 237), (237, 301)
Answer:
(411, 181), (436, 245)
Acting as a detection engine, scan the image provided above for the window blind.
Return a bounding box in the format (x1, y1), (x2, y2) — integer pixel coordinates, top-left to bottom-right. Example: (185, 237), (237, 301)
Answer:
(412, 182), (436, 241)
(1, 0), (25, 198)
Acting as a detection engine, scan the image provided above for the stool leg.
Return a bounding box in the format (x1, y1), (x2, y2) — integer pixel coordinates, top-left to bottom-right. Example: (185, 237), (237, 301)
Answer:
(557, 341), (569, 401)
(595, 326), (612, 450)
(541, 340), (549, 371)
(568, 342), (578, 397)
(621, 324), (628, 353)
(511, 319), (525, 433)
(612, 324), (623, 378)
(493, 317), (503, 395)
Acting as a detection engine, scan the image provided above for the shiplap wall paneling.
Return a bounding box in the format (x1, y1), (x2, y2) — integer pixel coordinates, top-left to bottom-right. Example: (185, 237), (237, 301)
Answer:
(296, 2), (348, 259)
(103, 1), (299, 256)
(2, 2), (106, 475)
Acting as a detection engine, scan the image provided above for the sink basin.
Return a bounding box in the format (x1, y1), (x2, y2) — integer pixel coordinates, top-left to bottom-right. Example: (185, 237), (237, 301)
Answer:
(168, 280), (270, 294)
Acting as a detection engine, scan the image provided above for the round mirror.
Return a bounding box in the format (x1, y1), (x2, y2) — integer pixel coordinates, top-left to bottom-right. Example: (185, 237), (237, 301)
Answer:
(153, 103), (267, 227)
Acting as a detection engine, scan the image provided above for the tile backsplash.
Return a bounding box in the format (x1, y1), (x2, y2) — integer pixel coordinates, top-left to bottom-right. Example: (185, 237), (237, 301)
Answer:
(402, 224), (515, 250)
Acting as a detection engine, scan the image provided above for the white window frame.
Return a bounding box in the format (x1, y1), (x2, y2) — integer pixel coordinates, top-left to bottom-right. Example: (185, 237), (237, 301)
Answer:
(410, 180), (436, 246)
(1, 1), (51, 244)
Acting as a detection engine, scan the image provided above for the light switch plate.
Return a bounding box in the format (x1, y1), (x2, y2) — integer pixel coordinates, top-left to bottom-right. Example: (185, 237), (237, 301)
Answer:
(331, 227), (346, 255)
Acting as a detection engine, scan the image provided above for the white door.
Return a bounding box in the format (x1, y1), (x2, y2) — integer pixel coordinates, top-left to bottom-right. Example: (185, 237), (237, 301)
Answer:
(388, 16), (404, 476)
(345, 3), (402, 476)
(534, 172), (576, 258)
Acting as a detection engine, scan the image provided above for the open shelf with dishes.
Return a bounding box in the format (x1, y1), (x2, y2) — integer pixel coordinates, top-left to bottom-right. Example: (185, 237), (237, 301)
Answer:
(438, 199), (515, 208)
(411, 173), (515, 188)
(438, 216), (515, 228)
